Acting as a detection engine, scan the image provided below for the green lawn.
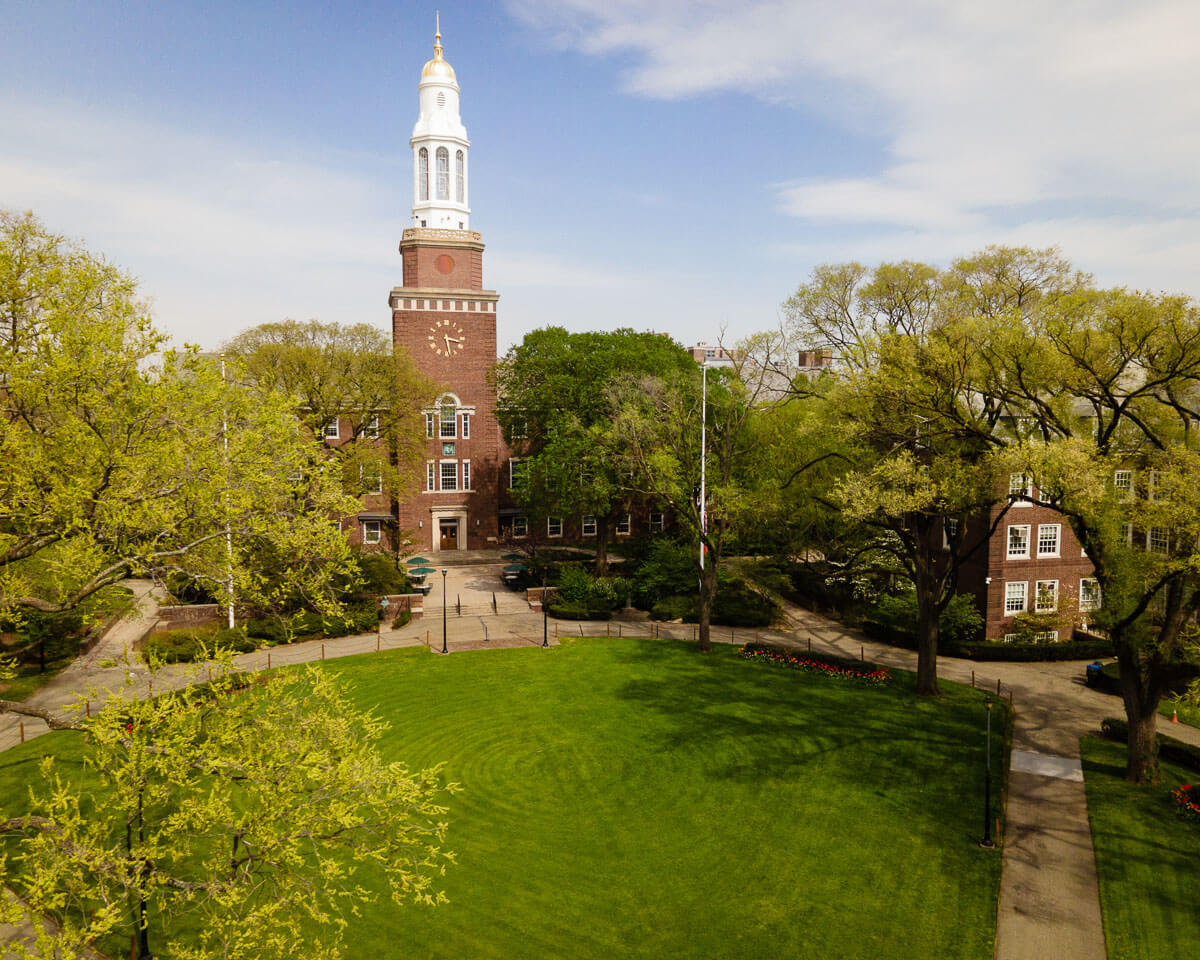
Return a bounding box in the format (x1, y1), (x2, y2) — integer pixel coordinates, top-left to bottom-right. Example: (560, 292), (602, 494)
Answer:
(0, 638), (1005, 959)
(1082, 738), (1200, 960)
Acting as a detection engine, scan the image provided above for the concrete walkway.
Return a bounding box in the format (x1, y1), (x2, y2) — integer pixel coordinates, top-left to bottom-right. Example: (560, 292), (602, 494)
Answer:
(4, 571), (1200, 959)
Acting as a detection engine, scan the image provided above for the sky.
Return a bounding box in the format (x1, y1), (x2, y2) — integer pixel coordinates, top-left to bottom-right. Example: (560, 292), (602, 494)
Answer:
(3, 0), (1199, 354)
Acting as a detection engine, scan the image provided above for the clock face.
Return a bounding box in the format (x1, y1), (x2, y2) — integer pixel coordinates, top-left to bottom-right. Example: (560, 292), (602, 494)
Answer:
(427, 318), (467, 357)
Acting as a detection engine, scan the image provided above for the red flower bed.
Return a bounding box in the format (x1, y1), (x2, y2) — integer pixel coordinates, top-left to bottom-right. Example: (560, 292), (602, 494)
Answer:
(736, 646), (891, 686)
(1170, 783), (1200, 823)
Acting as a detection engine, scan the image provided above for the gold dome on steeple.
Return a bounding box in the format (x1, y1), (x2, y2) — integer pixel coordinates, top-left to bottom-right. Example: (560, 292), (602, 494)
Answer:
(421, 13), (457, 81)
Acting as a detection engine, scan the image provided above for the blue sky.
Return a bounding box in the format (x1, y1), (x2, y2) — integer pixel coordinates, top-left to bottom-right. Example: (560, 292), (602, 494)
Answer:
(3, 0), (1198, 353)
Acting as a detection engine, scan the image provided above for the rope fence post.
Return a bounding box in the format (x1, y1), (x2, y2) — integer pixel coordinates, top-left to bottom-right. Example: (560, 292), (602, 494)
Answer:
(321, 643), (325, 661)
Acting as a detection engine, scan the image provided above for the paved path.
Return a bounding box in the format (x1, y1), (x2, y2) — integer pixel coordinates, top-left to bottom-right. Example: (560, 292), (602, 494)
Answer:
(4, 571), (1200, 960)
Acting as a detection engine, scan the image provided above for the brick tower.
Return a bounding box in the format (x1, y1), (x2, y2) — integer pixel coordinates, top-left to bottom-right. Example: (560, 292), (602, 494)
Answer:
(390, 22), (502, 553)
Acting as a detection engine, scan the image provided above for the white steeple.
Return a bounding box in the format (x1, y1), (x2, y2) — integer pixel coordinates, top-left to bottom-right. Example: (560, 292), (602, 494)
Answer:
(411, 16), (470, 230)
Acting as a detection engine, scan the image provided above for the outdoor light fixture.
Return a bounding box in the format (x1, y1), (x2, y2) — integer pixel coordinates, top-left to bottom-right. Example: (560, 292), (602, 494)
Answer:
(542, 573), (549, 647)
(980, 696), (995, 848)
(441, 568), (449, 655)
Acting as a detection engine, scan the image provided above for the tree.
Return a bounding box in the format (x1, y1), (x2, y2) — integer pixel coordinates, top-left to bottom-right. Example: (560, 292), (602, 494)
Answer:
(610, 333), (780, 652)
(223, 319), (433, 514)
(0, 657), (455, 959)
(971, 277), (1200, 782)
(493, 328), (695, 574)
(0, 212), (360, 624)
(779, 252), (1080, 695)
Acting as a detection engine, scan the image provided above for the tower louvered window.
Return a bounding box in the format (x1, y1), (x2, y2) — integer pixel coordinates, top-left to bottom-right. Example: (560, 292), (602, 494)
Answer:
(456, 150), (464, 203)
(436, 148), (450, 201)
(418, 148), (429, 201)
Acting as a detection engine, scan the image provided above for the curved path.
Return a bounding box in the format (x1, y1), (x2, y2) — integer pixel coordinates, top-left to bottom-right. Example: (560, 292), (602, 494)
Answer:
(4, 571), (1199, 960)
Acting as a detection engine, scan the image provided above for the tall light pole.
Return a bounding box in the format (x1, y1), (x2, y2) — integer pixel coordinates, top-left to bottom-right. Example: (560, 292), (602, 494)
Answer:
(980, 696), (995, 848)
(441, 568), (448, 655)
(220, 354), (235, 630)
(542, 572), (549, 647)
(699, 360), (707, 584)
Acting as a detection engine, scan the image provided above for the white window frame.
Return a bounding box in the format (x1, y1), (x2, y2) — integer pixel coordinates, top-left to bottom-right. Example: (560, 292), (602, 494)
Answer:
(362, 520), (382, 545)
(616, 514), (632, 536)
(455, 149), (465, 203)
(363, 414), (380, 440)
(509, 459), (526, 489)
(462, 460), (471, 491)
(461, 413), (470, 439)
(943, 517), (959, 550)
(418, 147), (429, 201)
(426, 461), (435, 492)
(436, 146), (450, 201)
(1079, 578), (1101, 612)
(440, 460), (458, 492)
(1003, 633), (1019, 643)
(1033, 630), (1059, 643)
(649, 512), (664, 533)
(425, 413), (436, 438)
(1009, 472), (1033, 506)
(323, 417), (339, 440)
(582, 515), (597, 537)
(1037, 523), (1061, 558)
(440, 408), (457, 440)
(1007, 524), (1031, 560)
(1147, 470), (1162, 501)
(1004, 581), (1028, 615)
(1034, 579), (1058, 614)
(512, 516), (528, 538)
(1147, 526), (1169, 554)
(547, 516), (563, 538)
(361, 464), (383, 496)
(1114, 469), (1132, 499)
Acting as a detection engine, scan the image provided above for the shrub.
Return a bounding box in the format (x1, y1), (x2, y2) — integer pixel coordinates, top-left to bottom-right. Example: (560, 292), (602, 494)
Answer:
(861, 617), (1114, 662)
(1170, 783), (1200, 823)
(146, 626), (254, 664)
(557, 565), (593, 604)
(867, 592), (982, 645)
(1099, 717), (1200, 773)
(650, 595), (695, 621)
(632, 540), (696, 608)
(392, 609), (412, 629)
(710, 581), (778, 627)
(548, 601), (612, 621)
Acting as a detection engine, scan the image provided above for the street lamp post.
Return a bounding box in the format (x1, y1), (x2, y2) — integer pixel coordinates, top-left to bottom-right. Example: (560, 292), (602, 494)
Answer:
(542, 573), (549, 647)
(441, 568), (448, 655)
(980, 696), (995, 848)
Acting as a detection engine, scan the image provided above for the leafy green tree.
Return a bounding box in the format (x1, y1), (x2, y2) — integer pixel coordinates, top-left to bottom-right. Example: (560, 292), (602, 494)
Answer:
(972, 278), (1200, 782)
(494, 328), (695, 574)
(223, 319), (433, 507)
(0, 658), (455, 959)
(0, 212), (360, 625)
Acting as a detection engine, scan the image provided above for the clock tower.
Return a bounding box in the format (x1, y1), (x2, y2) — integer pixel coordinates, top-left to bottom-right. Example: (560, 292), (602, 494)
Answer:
(390, 22), (502, 552)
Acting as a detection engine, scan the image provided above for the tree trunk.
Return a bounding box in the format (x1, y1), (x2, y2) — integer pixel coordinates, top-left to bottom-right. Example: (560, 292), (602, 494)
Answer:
(595, 522), (610, 577)
(915, 588), (941, 697)
(1116, 642), (1161, 784)
(697, 558), (716, 654)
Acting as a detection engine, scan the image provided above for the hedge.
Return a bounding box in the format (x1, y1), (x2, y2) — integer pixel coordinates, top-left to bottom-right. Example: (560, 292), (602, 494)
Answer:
(861, 618), (1114, 661)
(548, 601), (612, 621)
(145, 627), (255, 664)
(1099, 716), (1200, 774)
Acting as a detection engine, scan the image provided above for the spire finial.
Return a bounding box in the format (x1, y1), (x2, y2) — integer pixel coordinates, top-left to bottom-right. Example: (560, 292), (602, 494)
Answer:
(433, 12), (443, 59)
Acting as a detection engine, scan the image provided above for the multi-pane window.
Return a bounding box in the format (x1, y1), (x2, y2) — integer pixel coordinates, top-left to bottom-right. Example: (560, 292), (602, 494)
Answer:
(582, 516), (597, 537)
(547, 517), (563, 538)
(943, 517), (959, 549)
(1009, 473), (1032, 504)
(362, 520), (382, 545)
(425, 413), (436, 438)
(418, 148), (429, 201)
(363, 414), (380, 439)
(1003, 633), (1019, 643)
(361, 465), (382, 495)
(649, 512), (664, 533)
(426, 461), (435, 492)
(1080, 578), (1102, 611)
(1004, 581), (1028, 614)
(1007, 524), (1031, 559)
(1034, 630), (1059, 643)
(1114, 470), (1132, 499)
(440, 407), (456, 439)
(462, 460), (471, 491)
(440, 462), (458, 491)
(455, 150), (464, 203)
(1037, 523), (1061, 558)
(323, 417), (339, 440)
(509, 459), (527, 489)
(1148, 470), (1162, 501)
(616, 515), (632, 536)
(461, 413), (470, 439)
(512, 516), (528, 537)
(1148, 527), (1169, 554)
(436, 147), (450, 201)
(1035, 579), (1058, 613)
